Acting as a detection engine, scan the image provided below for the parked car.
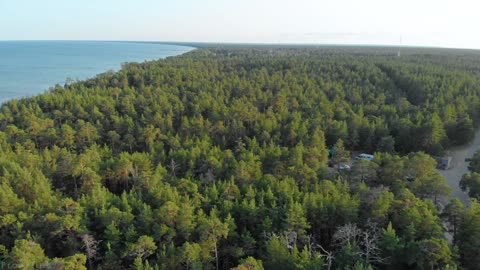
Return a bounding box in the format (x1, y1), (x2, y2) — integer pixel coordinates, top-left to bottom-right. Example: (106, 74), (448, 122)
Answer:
(339, 164), (351, 170)
(355, 153), (374, 161)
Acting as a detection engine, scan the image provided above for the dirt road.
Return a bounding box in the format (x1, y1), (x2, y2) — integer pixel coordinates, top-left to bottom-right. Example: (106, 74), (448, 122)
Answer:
(437, 132), (480, 205)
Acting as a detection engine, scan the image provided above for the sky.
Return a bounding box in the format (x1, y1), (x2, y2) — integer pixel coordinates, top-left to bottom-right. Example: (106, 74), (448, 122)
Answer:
(1, 0), (479, 49)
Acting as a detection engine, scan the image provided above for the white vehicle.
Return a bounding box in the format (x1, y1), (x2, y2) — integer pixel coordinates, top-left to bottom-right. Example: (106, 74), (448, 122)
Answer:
(355, 153), (374, 161)
(339, 164), (351, 170)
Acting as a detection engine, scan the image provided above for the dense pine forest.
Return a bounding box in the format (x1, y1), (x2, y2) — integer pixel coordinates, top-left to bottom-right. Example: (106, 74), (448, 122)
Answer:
(3, 46), (480, 269)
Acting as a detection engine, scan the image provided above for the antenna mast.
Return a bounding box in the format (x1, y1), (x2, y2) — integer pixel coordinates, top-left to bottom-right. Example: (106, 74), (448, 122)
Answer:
(398, 36), (402, 57)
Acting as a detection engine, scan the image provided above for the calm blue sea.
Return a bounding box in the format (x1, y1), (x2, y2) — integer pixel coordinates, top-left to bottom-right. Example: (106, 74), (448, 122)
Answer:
(0, 41), (194, 102)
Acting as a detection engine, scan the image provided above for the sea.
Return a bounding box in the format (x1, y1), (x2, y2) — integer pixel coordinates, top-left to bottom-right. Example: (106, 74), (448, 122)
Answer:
(0, 41), (194, 102)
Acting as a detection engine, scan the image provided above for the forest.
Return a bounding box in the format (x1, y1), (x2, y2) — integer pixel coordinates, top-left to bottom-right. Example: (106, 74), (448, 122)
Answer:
(1, 46), (480, 269)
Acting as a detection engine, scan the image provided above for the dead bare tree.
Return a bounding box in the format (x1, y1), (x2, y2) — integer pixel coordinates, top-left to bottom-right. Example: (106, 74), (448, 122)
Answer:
(81, 233), (100, 269)
(263, 231), (299, 249)
(305, 235), (315, 259)
(304, 234), (335, 270)
(262, 231), (277, 241)
(361, 221), (385, 265)
(333, 223), (362, 246)
(333, 222), (386, 267)
(168, 159), (180, 177)
(283, 231), (298, 250)
(317, 242), (335, 270)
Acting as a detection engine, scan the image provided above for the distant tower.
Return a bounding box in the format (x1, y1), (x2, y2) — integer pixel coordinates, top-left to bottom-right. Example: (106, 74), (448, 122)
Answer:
(397, 36), (402, 57)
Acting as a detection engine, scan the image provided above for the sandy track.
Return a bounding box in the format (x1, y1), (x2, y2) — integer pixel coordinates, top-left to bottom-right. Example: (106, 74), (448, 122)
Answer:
(435, 134), (480, 243)
(437, 132), (480, 205)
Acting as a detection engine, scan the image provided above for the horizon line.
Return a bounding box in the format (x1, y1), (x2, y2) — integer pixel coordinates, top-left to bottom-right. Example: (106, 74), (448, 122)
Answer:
(1, 39), (480, 51)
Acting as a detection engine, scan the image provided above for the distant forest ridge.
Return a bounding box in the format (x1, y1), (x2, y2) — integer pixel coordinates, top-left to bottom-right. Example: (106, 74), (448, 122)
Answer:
(160, 41), (480, 51)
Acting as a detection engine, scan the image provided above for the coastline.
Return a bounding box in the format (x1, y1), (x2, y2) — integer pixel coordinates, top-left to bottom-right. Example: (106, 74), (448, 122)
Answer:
(0, 41), (196, 104)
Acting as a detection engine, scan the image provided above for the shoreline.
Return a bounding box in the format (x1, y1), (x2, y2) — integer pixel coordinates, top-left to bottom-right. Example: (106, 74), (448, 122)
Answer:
(0, 41), (196, 105)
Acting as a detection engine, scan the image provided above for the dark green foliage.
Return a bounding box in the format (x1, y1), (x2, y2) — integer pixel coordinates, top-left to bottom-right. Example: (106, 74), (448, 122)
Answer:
(458, 201), (480, 270)
(460, 173), (480, 199)
(442, 199), (465, 245)
(1, 46), (477, 268)
(377, 136), (396, 154)
(466, 149), (480, 173)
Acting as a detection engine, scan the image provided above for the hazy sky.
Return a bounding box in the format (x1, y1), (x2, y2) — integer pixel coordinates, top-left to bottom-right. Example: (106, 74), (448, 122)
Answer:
(1, 0), (479, 49)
